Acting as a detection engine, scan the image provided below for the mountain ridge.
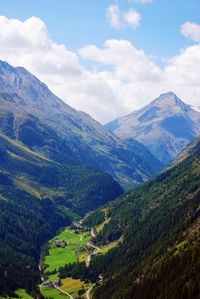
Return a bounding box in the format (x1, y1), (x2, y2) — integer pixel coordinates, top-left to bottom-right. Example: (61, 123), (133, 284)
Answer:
(106, 92), (200, 165)
(0, 60), (163, 187)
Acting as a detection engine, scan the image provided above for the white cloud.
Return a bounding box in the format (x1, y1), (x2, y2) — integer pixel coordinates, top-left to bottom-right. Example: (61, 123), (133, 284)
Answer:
(0, 16), (200, 124)
(124, 9), (141, 29)
(106, 4), (141, 30)
(106, 4), (121, 29)
(181, 21), (200, 42)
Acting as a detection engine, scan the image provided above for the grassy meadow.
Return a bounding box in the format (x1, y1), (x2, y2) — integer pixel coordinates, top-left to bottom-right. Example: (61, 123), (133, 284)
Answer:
(41, 228), (91, 298)
(0, 289), (33, 299)
(45, 230), (91, 273)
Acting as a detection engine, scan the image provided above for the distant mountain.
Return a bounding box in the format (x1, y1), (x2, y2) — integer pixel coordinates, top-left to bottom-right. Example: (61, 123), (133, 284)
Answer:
(106, 92), (200, 165)
(0, 60), (163, 187)
(84, 134), (200, 299)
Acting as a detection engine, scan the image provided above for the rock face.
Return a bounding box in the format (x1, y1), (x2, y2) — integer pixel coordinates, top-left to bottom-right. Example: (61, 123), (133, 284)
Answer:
(0, 60), (163, 187)
(106, 92), (200, 165)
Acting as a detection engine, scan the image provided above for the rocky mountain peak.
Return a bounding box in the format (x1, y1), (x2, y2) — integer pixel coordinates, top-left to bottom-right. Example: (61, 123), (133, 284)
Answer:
(106, 92), (200, 165)
(151, 91), (191, 113)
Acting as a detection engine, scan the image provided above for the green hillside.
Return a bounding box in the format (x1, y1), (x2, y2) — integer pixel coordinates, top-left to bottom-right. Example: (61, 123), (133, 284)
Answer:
(82, 136), (200, 299)
(0, 133), (122, 297)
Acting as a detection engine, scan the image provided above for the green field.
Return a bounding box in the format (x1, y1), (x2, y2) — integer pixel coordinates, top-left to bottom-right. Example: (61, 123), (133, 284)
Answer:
(40, 286), (69, 299)
(0, 289), (33, 299)
(45, 230), (91, 274)
(42, 228), (92, 299)
(42, 222), (117, 298)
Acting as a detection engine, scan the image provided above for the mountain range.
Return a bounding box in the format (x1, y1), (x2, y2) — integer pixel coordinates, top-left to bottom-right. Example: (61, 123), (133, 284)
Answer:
(1, 59), (200, 298)
(0, 60), (163, 188)
(106, 92), (200, 165)
(0, 60), (163, 295)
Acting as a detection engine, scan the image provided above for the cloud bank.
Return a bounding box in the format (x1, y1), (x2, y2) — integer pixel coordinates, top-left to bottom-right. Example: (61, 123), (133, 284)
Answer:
(0, 16), (200, 123)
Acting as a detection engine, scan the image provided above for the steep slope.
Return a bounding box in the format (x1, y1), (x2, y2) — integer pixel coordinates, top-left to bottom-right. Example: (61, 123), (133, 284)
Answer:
(0, 133), (123, 296)
(106, 92), (200, 165)
(80, 135), (200, 299)
(0, 133), (122, 214)
(0, 60), (163, 187)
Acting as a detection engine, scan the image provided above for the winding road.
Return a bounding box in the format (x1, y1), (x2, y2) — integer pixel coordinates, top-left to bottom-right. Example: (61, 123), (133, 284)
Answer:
(85, 229), (103, 298)
(91, 228), (96, 238)
(86, 229), (100, 267)
(86, 287), (93, 299)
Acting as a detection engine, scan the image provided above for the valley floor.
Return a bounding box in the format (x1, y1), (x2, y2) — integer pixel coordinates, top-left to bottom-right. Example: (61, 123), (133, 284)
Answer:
(40, 212), (120, 299)
(40, 228), (93, 299)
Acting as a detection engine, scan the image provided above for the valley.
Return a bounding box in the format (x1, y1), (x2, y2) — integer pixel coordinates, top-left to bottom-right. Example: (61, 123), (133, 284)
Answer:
(40, 212), (119, 299)
(0, 58), (200, 299)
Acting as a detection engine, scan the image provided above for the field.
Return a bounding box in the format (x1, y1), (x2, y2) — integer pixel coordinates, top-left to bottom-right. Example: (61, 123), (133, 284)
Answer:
(61, 278), (92, 297)
(40, 286), (68, 299)
(41, 228), (92, 298)
(42, 222), (118, 298)
(45, 230), (91, 273)
(0, 289), (33, 299)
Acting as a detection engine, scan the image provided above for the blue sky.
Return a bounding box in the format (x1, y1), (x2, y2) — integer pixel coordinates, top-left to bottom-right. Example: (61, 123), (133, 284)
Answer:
(0, 1), (200, 123)
(1, 0), (199, 56)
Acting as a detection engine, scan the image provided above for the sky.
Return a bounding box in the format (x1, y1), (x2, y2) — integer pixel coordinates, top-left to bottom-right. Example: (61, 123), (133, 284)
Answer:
(0, 0), (200, 123)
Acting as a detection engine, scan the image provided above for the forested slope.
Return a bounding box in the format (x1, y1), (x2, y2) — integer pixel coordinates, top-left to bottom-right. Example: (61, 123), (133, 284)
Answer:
(0, 133), (122, 296)
(84, 136), (200, 299)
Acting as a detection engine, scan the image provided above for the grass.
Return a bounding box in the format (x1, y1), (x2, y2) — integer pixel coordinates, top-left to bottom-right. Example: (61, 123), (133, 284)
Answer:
(61, 278), (93, 298)
(7, 151), (28, 162)
(173, 240), (188, 256)
(79, 251), (89, 263)
(62, 277), (83, 293)
(48, 273), (59, 281)
(15, 290), (33, 299)
(0, 289), (33, 299)
(45, 230), (90, 273)
(61, 207), (81, 221)
(99, 238), (122, 254)
(96, 217), (111, 233)
(95, 208), (110, 234)
(16, 180), (41, 199)
(0, 133), (51, 162)
(40, 286), (69, 299)
(42, 228), (92, 299)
